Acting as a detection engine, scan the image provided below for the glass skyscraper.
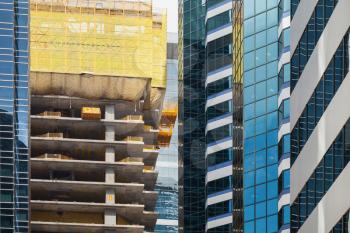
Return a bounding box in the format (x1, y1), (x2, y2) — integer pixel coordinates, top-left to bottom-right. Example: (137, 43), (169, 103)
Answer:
(290, 0), (350, 232)
(205, 0), (239, 232)
(180, 0), (350, 232)
(179, 0), (243, 232)
(243, 0), (280, 232)
(179, 0), (206, 232)
(0, 0), (30, 232)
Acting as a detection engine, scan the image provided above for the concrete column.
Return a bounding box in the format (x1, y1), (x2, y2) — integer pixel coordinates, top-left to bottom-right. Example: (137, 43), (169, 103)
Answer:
(105, 125), (115, 142)
(105, 167), (115, 183)
(104, 208), (117, 226)
(105, 104), (115, 142)
(104, 105), (117, 226)
(105, 105), (115, 121)
(105, 147), (115, 163)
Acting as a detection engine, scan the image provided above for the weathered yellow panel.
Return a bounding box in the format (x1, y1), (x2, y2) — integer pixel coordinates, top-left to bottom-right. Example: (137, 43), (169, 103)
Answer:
(30, 0), (167, 88)
(81, 107), (101, 120)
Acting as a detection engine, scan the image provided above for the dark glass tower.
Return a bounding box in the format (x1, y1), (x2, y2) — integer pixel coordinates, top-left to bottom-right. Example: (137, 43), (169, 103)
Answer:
(179, 0), (207, 232)
(0, 0), (30, 232)
(179, 0), (244, 232)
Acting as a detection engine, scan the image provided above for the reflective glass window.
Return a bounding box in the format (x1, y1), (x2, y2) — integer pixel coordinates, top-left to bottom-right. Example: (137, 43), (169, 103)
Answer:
(256, 47), (266, 66)
(267, 180), (278, 199)
(282, 170), (290, 189)
(245, 171), (255, 188)
(256, 115), (266, 135)
(245, 119), (255, 138)
(244, 85), (255, 104)
(255, 0), (266, 14)
(256, 149), (267, 168)
(256, 167), (266, 184)
(0, 9), (13, 23)
(266, 96), (277, 113)
(256, 99), (266, 116)
(244, 0), (255, 19)
(256, 81), (266, 100)
(255, 183), (267, 202)
(207, 10), (232, 32)
(256, 201), (266, 218)
(245, 204), (255, 221)
(245, 153), (255, 171)
(282, 205), (290, 224)
(267, 111), (277, 131)
(267, 215), (278, 233)
(245, 51), (255, 70)
(245, 35), (255, 52)
(256, 218), (267, 233)
(245, 70), (255, 86)
(267, 26), (277, 44)
(255, 12), (266, 32)
(244, 17), (255, 36)
(266, 8), (278, 27)
(267, 164), (277, 181)
(267, 198), (277, 215)
(245, 187), (255, 206)
(255, 31), (267, 48)
(244, 103), (255, 121)
(256, 65), (266, 82)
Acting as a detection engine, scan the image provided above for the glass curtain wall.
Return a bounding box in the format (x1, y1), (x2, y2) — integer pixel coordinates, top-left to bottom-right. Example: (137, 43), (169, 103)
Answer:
(180, 0), (207, 232)
(243, 0), (280, 232)
(0, 0), (30, 232)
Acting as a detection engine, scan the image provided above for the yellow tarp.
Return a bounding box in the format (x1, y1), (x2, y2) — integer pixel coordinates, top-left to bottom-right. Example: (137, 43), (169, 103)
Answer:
(30, 0), (167, 88)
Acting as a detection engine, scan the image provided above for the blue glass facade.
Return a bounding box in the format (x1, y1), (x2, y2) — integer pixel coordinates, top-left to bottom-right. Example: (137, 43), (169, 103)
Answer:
(243, 0), (280, 232)
(0, 0), (30, 232)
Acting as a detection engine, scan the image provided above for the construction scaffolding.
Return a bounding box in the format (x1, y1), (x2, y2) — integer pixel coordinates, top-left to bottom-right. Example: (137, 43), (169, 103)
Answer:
(30, 0), (167, 88)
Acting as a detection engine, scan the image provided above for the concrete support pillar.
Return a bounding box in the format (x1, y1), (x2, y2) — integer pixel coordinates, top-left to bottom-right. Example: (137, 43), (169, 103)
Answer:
(105, 125), (115, 142)
(104, 208), (117, 226)
(105, 147), (115, 163)
(104, 148), (117, 225)
(105, 104), (115, 141)
(104, 104), (117, 226)
(105, 167), (115, 183)
(105, 105), (115, 121)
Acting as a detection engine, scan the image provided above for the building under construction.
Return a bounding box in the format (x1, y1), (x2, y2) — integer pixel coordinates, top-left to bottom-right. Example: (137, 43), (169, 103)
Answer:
(29, 0), (167, 232)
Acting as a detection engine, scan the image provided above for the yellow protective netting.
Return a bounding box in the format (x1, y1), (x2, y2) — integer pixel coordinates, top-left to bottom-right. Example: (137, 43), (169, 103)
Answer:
(30, 0), (167, 88)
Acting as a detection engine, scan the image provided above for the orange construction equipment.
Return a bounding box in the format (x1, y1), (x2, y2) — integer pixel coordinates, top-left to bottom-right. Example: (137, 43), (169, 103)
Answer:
(158, 127), (172, 147)
(160, 109), (177, 127)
